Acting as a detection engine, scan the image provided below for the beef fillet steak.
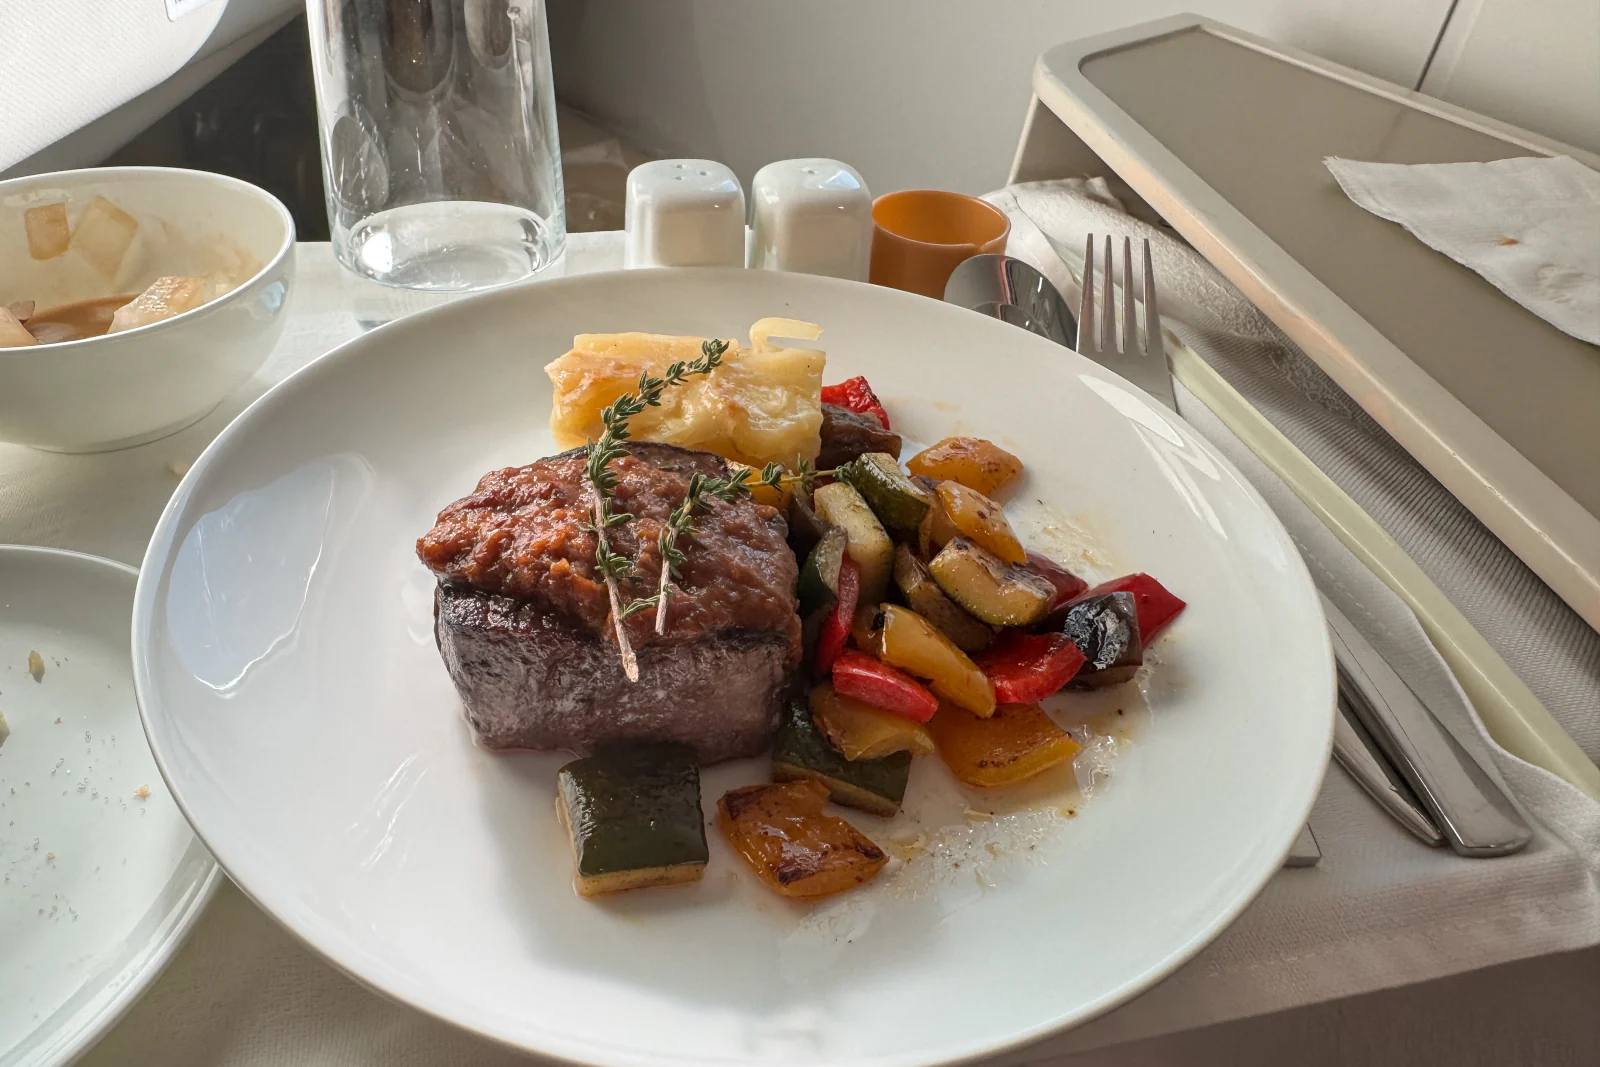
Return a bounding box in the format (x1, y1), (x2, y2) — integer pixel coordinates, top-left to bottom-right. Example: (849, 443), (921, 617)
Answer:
(417, 443), (801, 764)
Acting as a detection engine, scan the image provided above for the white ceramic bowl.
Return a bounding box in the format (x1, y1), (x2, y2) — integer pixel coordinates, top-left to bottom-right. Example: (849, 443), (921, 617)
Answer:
(0, 167), (294, 452)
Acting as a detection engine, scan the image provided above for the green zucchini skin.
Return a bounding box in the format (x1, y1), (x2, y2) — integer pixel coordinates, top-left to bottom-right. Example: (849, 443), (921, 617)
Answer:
(797, 526), (848, 618)
(771, 700), (911, 817)
(557, 741), (709, 896)
(837, 452), (932, 534)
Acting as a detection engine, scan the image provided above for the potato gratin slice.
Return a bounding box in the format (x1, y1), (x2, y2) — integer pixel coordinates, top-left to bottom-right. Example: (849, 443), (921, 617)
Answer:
(544, 317), (826, 470)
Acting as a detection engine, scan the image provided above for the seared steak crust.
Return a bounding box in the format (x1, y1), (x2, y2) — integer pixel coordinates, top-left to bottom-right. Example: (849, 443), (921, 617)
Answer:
(419, 443), (801, 762)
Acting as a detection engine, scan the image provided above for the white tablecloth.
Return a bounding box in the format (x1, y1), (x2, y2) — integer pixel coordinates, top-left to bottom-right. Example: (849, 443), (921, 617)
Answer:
(2, 236), (1596, 1066)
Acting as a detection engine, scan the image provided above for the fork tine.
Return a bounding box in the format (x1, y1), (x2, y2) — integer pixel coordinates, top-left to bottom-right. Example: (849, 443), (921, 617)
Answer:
(1141, 238), (1157, 356)
(1078, 234), (1095, 352)
(1100, 236), (1114, 354)
(1121, 236), (1135, 355)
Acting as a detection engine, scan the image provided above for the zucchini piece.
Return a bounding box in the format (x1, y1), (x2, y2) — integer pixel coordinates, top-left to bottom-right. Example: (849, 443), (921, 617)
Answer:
(556, 742), (709, 897)
(928, 537), (1056, 627)
(772, 697), (912, 817)
(893, 543), (994, 653)
(837, 452), (931, 534)
(1061, 591), (1144, 689)
(813, 480), (892, 603)
(797, 527), (848, 617)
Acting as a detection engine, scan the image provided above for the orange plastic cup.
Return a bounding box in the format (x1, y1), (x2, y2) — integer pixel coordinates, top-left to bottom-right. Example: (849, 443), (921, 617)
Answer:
(869, 190), (1010, 298)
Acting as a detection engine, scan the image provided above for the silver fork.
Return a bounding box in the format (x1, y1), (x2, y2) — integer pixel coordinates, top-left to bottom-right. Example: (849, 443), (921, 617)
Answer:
(1077, 235), (1177, 410)
(1078, 233), (1321, 866)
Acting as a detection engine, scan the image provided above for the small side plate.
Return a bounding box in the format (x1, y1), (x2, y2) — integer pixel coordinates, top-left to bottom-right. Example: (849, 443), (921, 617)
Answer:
(0, 546), (218, 1067)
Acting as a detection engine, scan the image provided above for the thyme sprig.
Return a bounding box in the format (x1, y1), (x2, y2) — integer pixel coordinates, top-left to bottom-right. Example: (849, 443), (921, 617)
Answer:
(584, 339), (728, 679)
(642, 458), (830, 634)
(582, 337), (836, 676)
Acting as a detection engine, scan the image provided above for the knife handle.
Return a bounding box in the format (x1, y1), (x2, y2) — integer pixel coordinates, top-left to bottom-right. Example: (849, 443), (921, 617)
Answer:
(1322, 596), (1532, 857)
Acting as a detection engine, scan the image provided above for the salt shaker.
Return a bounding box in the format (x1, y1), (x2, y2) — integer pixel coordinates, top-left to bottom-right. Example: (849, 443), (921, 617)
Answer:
(624, 160), (746, 268)
(749, 159), (872, 280)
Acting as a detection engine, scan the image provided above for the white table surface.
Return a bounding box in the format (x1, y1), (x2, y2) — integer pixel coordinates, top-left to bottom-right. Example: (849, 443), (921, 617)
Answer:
(4, 236), (1597, 1067)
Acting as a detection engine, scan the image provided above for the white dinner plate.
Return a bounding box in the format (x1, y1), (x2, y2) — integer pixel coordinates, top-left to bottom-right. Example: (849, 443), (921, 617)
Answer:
(0, 547), (218, 1067)
(132, 268), (1333, 1067)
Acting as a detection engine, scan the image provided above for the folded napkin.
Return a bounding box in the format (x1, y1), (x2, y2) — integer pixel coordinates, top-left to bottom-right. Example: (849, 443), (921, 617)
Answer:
(1324, 155), (1600, 345)
(984, 179), (1600, 864)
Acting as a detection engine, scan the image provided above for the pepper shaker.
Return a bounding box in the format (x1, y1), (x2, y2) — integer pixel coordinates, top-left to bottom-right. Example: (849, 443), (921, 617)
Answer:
(749, 159), (872, 280)
(624, 160), (746, 269)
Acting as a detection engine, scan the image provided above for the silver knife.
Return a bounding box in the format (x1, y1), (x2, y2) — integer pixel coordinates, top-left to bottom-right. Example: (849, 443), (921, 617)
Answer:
(1323, 596), (1532, 857)
(1335, 688), (1444, 846)
(945, 250), (1525, 860)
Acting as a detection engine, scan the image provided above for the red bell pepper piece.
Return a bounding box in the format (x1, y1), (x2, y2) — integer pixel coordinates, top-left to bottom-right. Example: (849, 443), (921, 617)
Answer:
(1025, 551), (1089, 612)
(820, 376), (891, 430)
(1080, 573), (1185, 643)
(814, 558), (860, 672)
(831, 650), (939, 723)
(975, 631), (1087, 704)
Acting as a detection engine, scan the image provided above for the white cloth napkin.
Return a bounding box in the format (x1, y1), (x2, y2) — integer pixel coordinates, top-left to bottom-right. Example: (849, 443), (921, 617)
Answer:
(984, 179), (1600, 862)
(1324, 155), (1600, 345)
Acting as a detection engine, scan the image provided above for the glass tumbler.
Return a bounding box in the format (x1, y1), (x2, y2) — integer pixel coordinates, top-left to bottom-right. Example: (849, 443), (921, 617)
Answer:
(306, 0), (566, 291)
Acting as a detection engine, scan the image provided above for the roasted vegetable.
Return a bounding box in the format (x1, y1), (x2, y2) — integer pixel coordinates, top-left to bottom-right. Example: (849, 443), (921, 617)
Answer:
(821, 376), (890, 429)
(893, 544), (994, 653)
(837, 452), (931, 534)
(786, 491), (832, 560)
(832, 649), (940, 722)
(556, 742), (709, 896)
(916, 488), (962, 558)
(719, 780), (888, 897)
(851, 602), (884, 654)
(814, 557), (860, 672)
(975, 631), (1086, 704)
(927, 701), (1081, 789)
(866, 603), (997, 716)
(929, 537), (1057, 627)
(906, 436), (1024, 496)
(772, 697), (912, 816)
(1025, 551), (1089, 613)
(818, 403), (902, 470)
(813, 480), (893, 603)
(797, 527), (848, 618)
(1060, 591), (1143, 689)
(809, 682), (935, 760)
(730, 460), (791, 510)
(935, 482), (1026, 564)
(1080, 573), (1186, 644)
